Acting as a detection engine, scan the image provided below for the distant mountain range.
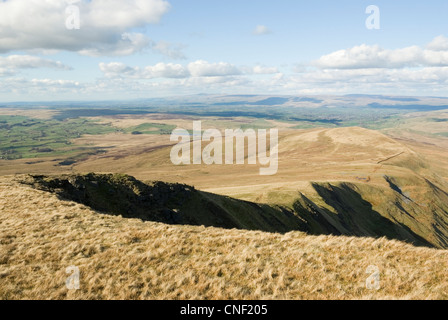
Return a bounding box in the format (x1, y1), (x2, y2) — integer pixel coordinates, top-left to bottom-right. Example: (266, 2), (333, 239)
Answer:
(3, 94), (448, 111)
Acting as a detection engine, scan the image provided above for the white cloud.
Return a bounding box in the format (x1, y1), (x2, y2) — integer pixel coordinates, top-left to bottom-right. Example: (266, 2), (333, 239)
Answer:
(296, 36), (448, 95)
(147, 63), (189, 78)
(0, 0), (170, 56)
(302, 67), (448, 84)
(187, 60), (241, 77)
(253, 25), (271, 35)
(100, 62), (189, 79)
(4, 63), (448, 101)
(81, 0), (169, 28)
(0, 68), (14, 77)
(314, 37), (448, 69)
(78, 32), (151, 57)
(0, 55), (70, 70)
(251, 65), (279, 74)
(422, 49), (448, 67)
(0, 74), (254, 100)
(93, 47), (448, 95)
(266, 66), (448, 96)
(427, 35), (448, 51)
(30, 78), (81, 88)
(99, 62), (138, 78)
(99, 60), (280, 79)
(0, 77), (84, 97)
(151, 41), (186, 60)
(0, 55), (71, 77)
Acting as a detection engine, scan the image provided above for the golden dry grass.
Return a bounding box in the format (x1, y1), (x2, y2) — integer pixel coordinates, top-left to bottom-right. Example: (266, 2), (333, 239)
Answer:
(1, 178), (447, 300)
(0, 108), (56, 120)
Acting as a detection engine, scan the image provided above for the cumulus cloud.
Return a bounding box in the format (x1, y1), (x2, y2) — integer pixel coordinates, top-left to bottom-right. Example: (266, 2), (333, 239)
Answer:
(427, 35), (448, 51)
(0, 77), (84, 98)
(5, 64), (448, 100)
(147, 62), (189, 78)
(269, 65), (448, 96)
(0, 0), (170, 56)
(98, 62), (138, 78)
(0, 74), (254, 100)
(0, 68), (14, 77)
(302, 36), (448, 95)
(187, 60), (241, 77)
(99, 62), (188, 79)
(0, 55), (71, 77)
(314, 37), (448, 69)
(0, 55), (70, 70)
(99, 60), (280, 79)
(30, 78), (81, 88)
(253, 25), (271, 35)
(78, 33), (152, 57)
(251, 65), (279, 74)
(151, 41), (187, 60)
(300, 67), (448, 84)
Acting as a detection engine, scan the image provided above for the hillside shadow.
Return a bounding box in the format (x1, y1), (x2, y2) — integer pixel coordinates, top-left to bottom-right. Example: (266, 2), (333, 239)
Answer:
(20, 174), (308, 234)
(294, 182), (434, 248)
(20, 174), (436, 248)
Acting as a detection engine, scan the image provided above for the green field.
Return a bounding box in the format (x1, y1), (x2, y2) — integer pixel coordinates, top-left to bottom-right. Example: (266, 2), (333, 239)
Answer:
(0, 115), (120, 160)
(124, 123), (177, 135)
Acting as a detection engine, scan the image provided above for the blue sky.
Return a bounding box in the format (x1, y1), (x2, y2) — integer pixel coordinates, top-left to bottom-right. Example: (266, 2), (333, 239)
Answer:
(0, 0), (448, 101)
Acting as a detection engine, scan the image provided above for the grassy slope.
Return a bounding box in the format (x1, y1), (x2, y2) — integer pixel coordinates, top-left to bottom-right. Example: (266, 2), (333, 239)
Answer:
(289, 145), (448, 249)
(19, 172), (448, 249)
(19, 174), (306, 233)
(293, 182), (441, 248)
(1, 179), (447, 300)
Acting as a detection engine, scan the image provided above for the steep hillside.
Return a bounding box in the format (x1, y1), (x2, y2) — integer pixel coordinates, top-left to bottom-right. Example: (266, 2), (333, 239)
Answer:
(0, 179), (447, 300)
(283, 129), (448, 249)
(293, 180), (448, 248)
(19, 174), (306, 234)
(17, 170), (448, 249)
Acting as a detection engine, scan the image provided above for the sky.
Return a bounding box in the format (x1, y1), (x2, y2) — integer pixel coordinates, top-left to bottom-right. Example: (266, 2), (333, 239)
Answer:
(0, 0), (448, 102)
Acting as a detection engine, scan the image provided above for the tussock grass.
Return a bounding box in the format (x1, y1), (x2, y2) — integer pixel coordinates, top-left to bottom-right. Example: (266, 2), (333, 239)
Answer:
(1, 179), (447, 300)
